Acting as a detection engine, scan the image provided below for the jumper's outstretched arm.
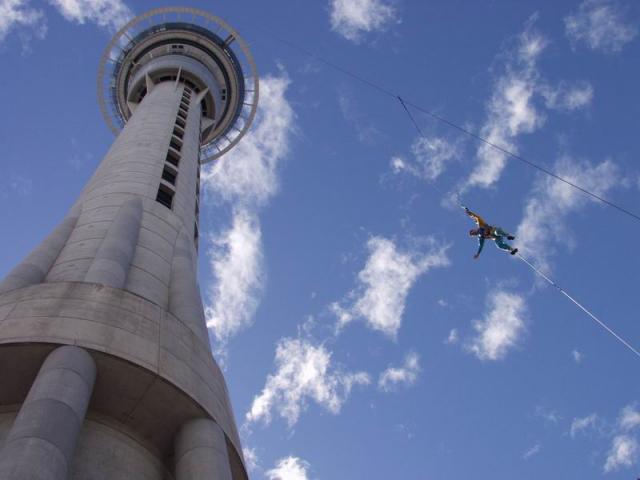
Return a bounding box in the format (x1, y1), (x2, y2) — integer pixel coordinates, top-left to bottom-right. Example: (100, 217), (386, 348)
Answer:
(464, 206), (488, 228)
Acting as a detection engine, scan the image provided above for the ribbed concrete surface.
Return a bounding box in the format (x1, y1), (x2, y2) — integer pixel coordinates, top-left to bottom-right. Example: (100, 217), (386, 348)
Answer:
(0, 74), (247, 479)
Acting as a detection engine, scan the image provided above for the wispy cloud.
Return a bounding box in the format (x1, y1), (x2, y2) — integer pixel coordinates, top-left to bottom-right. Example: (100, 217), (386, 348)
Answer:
(540, 81), (594, 111)
(266, 456), (311, 480)
(565, 0), (638, 54)
(605, 435), (639, 472)
(515, 156), (620, 273)
(619, 405), (640, 431)
(0, 0), (46, 46)
(464, 20), (547, 190)
(534, 405), (563, 426)
(205, 209), (263, 353)
(246, 336), (370, 427)
(606, 406), (640, 471)
(329, 0), (398, 43)
(378, 351), (420, 392)
(599, 404), (640, 472)
(1, 0), (133, 51)
(203, 74), (294, 210)
(570, 413), (598, 437)
(535, 405), (563, 426)
(203, 74), (295, 355)
(48, 0), (133, 32)
(571, 349), (584, 364)
(570, 404), (640, 472)
(445, 328), (459, 345)
(467, 290), (527, 361)
(242, 446), (259, 473)
(331, 236), (449, 339)
(391, 135), (461, 182)
(523, 443), (541, 460)
(463, 18), (594, 193)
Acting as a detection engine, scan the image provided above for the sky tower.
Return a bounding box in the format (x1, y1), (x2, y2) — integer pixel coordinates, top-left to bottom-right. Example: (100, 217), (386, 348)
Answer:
(0, 7), (258, 480)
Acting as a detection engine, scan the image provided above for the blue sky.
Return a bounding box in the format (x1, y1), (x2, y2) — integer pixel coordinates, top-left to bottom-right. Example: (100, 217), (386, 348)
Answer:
(1, 0), (640, 478)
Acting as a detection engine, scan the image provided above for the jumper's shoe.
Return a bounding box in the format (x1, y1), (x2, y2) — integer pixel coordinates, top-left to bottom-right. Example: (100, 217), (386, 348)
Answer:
(507, 235), (515, 240)
(510, 248), (518, 255)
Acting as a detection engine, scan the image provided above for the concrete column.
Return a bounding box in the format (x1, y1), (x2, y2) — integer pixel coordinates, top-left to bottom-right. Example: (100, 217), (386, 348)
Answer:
(0, 346), (96, 480)
(84, 197), (142, 288)
(169, 231), (209, 344)
(175, 419), (232, 480)
(0, 207), (80, 294)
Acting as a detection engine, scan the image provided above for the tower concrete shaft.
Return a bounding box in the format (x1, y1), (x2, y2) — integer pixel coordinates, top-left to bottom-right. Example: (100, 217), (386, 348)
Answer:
(0, 8), (258, 480)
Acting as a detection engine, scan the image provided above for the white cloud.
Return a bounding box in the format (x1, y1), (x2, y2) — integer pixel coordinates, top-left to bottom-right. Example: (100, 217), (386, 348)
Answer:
(619, 405), (640, 432)
(572, 405), (640, 472)
(332, 236), (449, 339)
(392, 136), (461, 182)
(378, 351), (420, 392)
(390, 156), (408, 174)
(242, 446), (259, 473)
(464, 18), (597, 192)
(468, 290), (527, 361)
(535, 405), (562, 425)
(246, 337), (370, 427)
(516, 156), (620, 273)
(412, 136), (460, 180)
(48, 0), (133, 32)
(604, 435), (639, 472)
(571, 349), (584, 363)
(329, 0), (398, 43)
(523, 444), (541, 460)
(203, 74), (294, 351)
(565, 0), (638, 53)
(203, 74), (294, 209)
(570, 413), (598, 437)
(445, 328), (459, 345)
(266, 456), (311, 480)
(465, 23), (547, 190)
(0, 0), (46, 43)
(540, 81), (594, 111)
(205, 209), (263, 353)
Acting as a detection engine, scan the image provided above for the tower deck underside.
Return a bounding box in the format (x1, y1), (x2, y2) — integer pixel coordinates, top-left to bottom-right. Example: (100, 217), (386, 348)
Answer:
(0, 22), (251, 477)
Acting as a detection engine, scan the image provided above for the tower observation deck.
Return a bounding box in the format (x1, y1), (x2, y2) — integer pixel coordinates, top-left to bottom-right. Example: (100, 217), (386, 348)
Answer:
(0, 7), (258, 480)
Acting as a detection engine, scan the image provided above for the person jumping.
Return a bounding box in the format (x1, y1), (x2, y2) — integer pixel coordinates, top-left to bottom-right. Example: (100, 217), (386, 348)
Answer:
(463, 206), (518, 259)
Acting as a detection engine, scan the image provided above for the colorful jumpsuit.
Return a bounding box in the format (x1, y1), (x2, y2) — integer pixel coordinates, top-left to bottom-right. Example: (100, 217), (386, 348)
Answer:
(465, 209), (515, 256)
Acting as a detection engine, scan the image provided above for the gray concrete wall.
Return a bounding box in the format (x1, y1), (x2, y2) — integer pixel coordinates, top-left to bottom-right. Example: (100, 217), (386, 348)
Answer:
(0, 411), (173, 480)
(46, 81), (201, 317)
(0, 75), (246, 478)
(175, 419), (232, 480)
(0, 283), (240, 455)
(0, 346), (96, 480)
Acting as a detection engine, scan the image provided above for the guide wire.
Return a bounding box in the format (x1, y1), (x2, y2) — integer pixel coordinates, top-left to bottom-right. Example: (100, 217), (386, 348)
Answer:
(516, 252), (640, 359)
(257, 27), (640, 224)
(397, 95), (466, 211)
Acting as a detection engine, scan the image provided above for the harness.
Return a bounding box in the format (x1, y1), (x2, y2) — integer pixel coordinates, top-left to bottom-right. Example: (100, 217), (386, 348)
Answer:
(478, 226), (498, 239)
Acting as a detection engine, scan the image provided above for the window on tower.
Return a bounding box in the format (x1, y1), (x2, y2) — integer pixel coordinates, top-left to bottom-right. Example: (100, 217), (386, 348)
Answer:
(156, 185), (174, 209)
(166, 150), (180, 167)
(162, 166), (177, 185)
(170, 137), (182, 152)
